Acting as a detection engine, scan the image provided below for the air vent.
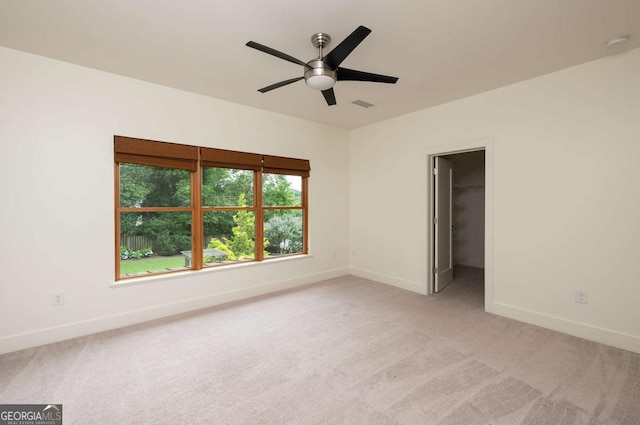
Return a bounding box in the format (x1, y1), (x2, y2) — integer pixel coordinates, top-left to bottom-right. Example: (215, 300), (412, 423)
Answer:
(352, 99), (374, 108)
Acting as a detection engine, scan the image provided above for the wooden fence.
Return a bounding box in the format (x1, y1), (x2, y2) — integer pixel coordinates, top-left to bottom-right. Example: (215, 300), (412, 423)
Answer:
(121, 235), (220, 252)
(121, 235), (156, 251)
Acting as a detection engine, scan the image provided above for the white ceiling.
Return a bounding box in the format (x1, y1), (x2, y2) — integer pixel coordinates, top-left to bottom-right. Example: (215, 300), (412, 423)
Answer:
(1, 0), (638, 129)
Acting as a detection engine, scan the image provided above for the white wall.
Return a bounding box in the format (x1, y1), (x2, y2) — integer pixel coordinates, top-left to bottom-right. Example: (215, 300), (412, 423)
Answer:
(350, 48), (640, 353)
(0, 47), (350, 354)
(3, 45), (640, 356)
(448, 151), (485, 268)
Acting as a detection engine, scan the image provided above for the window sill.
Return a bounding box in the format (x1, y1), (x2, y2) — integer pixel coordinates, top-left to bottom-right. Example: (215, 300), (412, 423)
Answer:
(110, 253), (313, 288)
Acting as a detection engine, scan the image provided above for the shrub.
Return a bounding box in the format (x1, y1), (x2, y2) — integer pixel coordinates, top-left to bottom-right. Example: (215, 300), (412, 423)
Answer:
(264, 214), (302, 254)
(120, 246), (153, 260)
(207, 238), (236, 261)
(155, 234), (176, 256)
(171, 234), (192, 252)
(154, 233), (192, 256)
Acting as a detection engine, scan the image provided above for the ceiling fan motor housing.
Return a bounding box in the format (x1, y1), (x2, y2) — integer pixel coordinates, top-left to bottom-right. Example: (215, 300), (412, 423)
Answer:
(304, 59), (336, 90)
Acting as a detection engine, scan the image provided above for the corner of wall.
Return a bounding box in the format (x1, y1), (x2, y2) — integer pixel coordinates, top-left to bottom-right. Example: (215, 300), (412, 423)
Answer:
(349, 266), (427, 295)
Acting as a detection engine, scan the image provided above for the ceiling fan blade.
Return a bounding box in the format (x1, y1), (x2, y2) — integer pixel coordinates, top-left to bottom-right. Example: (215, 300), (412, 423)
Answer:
(246, 41), (309, 68)
(322, 26), (371, 70)
(337, 67), (399, 84)
(258, 77), (304, 93)
(321, 88), (337, 106)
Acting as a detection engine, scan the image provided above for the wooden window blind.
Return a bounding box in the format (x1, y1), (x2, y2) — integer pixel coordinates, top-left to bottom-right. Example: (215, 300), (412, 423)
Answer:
(201, 147), (262, 171)
(114, 136), (198, 171)
(262, 155), (311, 177)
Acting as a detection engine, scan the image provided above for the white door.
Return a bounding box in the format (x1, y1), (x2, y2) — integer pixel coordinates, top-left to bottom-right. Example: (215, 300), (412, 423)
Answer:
(434, 157), (454, 292)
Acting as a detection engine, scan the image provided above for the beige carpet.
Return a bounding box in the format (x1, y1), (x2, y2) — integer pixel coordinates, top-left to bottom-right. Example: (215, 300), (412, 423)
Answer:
(1, 267), (639, 424)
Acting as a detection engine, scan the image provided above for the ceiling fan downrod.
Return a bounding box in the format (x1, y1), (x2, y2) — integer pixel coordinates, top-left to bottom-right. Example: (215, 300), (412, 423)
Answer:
(311, 32), (331, 58)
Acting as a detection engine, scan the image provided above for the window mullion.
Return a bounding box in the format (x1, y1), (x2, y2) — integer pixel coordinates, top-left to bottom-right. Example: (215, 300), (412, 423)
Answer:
(262, 206), (303, 211)
(192, 160), (203, 270)
(201, 206), (255, 212)
(119, 206), (192, 213)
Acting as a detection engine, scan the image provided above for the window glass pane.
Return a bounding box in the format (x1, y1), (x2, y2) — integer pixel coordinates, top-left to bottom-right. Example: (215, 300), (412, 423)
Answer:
(203, 210), (255, 266)
(262, 174), (301, 207)
(264, 209), (303, 256)
(202, 167), (254, 207)
(119, 212), (192, 277)
(119, 164), (191, 207)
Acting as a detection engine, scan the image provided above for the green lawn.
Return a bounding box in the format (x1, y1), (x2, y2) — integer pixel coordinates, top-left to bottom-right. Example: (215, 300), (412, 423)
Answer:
(120, 255), (186, 276)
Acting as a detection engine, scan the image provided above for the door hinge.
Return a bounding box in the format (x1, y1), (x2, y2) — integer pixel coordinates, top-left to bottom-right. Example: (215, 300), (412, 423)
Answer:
(433, 167), (438, 175)
(433, 266), (438, 274)
(433, 217), (438, 225)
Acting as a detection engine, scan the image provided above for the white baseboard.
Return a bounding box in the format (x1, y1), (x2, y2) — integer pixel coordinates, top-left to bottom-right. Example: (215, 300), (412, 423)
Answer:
(0, 267), (349, 355)
(487, 302), (640, 354)
(9, 268), (636, 356)
(455, 258), (484, 268)
(349, 266), (426, 294)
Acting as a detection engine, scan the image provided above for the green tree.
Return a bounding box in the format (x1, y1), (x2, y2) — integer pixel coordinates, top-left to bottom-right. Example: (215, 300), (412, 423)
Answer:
(264, 213), (303, 254)
(119, 164), (152, 207)
(205, 194), (261, 261)
(118, 164), (192, 255)
(202, 167), (253, 238)
(119, 164), (152, 236)
(143, 168), (191, 207)
(227, 193), (255, 258)
(263, 174), (300, 206)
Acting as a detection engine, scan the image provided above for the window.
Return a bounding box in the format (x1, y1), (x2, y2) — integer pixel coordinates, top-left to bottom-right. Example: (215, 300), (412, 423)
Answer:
(114, 136), (309, 280)
(262, 154), (310, 257)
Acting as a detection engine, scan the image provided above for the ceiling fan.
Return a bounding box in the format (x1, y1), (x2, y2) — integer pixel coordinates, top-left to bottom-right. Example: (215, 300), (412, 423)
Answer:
(246, 25), (398, 106)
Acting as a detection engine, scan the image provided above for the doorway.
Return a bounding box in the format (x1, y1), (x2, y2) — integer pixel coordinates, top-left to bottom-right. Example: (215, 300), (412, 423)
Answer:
(430, 149), (486, 294)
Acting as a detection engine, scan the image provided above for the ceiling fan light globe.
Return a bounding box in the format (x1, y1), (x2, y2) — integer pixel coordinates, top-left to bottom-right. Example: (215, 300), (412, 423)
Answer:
(305, 75), (336, 91)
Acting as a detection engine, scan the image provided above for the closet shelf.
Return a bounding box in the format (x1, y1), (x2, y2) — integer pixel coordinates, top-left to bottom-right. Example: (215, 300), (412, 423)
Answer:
(454, 185), (485, 189)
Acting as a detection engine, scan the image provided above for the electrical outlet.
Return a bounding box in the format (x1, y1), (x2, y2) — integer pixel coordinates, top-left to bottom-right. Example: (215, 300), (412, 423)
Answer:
(575, 290), (588, 304)
(52, 292), (65, 306)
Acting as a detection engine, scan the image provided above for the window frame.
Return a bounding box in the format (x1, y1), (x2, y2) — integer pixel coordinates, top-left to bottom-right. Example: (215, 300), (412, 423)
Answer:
(114, 136), (309, 281)
(200, 165), (261, 266)
(262, 173), (308, 258)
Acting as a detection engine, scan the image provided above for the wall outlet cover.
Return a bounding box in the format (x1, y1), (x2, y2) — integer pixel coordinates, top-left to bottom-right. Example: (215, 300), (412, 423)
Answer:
(575, 289), (588, 304)
(52, 292), (65, 306)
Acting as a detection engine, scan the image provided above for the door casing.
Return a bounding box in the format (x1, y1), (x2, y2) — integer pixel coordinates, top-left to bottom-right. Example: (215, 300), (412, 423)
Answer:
(426, 138), (494, 312)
